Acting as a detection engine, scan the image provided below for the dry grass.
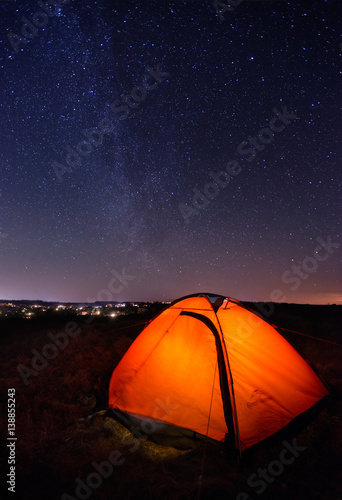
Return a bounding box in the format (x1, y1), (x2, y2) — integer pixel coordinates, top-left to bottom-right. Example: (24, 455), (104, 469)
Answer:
(0, 304), (341, 500)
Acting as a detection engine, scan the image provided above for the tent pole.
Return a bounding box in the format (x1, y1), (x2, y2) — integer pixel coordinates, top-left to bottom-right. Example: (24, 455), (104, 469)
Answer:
(216, 309), (242, 460)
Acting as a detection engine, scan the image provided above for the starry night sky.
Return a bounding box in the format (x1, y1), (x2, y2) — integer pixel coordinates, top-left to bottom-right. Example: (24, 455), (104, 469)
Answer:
(0, 0), (341, 303)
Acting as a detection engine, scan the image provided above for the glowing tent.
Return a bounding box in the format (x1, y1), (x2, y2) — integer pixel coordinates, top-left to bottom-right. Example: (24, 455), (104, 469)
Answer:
(108, 294), (329, 452)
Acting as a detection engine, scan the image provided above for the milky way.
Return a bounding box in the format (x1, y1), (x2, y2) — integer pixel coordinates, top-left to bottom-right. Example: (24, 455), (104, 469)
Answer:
(0, 0), (341, 303)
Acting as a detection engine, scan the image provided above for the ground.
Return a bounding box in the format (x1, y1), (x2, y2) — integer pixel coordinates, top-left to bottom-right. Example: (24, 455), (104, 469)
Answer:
(0, 303), (341, 500)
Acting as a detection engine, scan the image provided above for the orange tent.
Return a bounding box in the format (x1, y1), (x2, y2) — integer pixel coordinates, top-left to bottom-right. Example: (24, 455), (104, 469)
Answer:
(108, 294), (329, 452)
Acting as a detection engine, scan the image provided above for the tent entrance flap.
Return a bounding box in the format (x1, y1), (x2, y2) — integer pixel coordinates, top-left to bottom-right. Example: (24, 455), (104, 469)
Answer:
(179, 310), (236, 445)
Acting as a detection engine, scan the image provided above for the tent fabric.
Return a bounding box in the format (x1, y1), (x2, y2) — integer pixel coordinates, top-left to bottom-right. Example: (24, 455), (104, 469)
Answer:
(108, 294), (329, 451)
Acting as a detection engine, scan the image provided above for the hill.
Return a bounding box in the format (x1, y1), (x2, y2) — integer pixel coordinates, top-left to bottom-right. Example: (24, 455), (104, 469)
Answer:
(0, 303), (341, 499)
